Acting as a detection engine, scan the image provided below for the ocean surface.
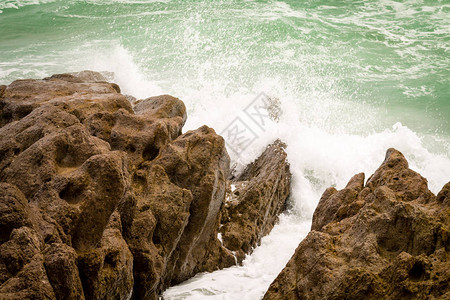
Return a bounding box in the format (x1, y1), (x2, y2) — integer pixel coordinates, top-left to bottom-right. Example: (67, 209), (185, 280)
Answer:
(1, 0), (449, 299)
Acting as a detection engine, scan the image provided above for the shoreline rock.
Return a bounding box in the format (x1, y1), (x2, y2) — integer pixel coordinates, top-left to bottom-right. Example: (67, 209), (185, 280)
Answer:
(220, 140), (291, 263)
(0, 71), (292, 299)
(264, 148), (449, 300)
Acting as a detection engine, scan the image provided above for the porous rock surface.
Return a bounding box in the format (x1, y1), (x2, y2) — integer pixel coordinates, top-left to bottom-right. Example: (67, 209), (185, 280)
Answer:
(0, 71), (291, 299)
(264, 148), (449, 300)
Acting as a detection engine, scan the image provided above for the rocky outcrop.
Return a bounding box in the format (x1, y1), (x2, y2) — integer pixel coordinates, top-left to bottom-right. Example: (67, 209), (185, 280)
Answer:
(264, 148), (449, 300)
(220, 140), (291, 262)
(0, 71), (291, 299)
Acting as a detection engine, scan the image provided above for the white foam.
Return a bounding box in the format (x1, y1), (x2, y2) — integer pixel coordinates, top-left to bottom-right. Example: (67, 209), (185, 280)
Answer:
(90, 44), (449, 204)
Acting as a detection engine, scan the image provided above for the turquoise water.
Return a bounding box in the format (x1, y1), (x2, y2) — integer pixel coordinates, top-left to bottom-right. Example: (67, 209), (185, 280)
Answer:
(1, 1), (449, 298)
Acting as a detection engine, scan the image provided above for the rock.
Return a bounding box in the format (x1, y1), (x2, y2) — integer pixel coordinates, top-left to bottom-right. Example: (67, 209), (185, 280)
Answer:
(133, 94), (186, 120)
(120, 163), (193, 299)
(91, 94), (186, 169)
(0, 254), (56, 300)
(77, 211), (133, 300)
(220, 140), (291, 262)
(158, 126), (234, 285)
(120, 125), (236, 298)
(0, 71), (186, 171)
(0, 71), (291, 300)
(0, 72), (123, 127)
(43, 243), (84, 300)
(0, 72), (156, 299)
(0, 184), (33, 244)
(264, 148), (449, 300)
(66, 70), (114, 83)
(0, 227), (56, 300)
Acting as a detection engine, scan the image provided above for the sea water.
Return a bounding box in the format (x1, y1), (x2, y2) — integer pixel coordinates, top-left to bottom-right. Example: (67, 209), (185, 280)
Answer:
(0, 1), (449, 299)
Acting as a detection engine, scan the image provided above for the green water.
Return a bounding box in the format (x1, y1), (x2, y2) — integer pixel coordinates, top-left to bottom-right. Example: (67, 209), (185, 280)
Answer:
(0, 0), (449, 144)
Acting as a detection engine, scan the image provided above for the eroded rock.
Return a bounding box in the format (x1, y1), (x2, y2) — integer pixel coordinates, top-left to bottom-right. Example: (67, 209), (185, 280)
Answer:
(0, 71), (291, 300)
(264, 148), (449, 300)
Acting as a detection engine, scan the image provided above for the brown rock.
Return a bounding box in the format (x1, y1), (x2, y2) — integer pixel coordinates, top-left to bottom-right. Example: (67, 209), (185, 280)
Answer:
(120, 164), (193, 299)
(89, 94), (186, 169)
(0, 72), (142, 299)
(43, 243), (84, 299)
(158, 126), (234, 285)
(436, 182), (450, 205)
(0, 254), (56, 300)
(0, 184), (33, 244)
(77, 211), (133, 300)
(0, 227), (56, 300)
(0, 72), (123, 127)
(0, 71), (292, 300)
(0, 86), (6, 98)
(220, 140), (291, 262)
(264, 148), (449, 300)
(120, 125), (235, 298)
(311, 172), (364, 231)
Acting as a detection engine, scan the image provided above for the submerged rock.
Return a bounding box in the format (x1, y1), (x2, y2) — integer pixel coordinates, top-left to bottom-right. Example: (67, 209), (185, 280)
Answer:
(264, 148), (449, 300)
(0, 71), (291, 299)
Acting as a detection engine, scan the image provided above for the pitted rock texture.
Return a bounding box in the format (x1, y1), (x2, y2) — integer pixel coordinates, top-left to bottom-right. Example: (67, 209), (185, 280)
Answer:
(264, 148), (449, 300)
(0, 71), (291, 299)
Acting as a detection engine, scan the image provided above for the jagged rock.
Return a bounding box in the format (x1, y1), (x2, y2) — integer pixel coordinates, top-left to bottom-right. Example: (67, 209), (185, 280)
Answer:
(158, 126), (234, 285)
(0, 72), (158, 299)
(220, 140), (291, 262)
(0, 71), (186, 171)
(264, 148), (449, 300)
(120, 125), (236, 298)
(0, 71), (291, 300)
(0, 86), (6, 98)
(66, 70), (114, 83)
(94, 94), (186, 169)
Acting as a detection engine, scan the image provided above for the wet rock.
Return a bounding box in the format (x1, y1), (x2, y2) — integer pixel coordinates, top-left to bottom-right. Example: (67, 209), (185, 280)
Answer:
(0, 254), (56, 300)
(0, 72), (157, 299)
(264, 148), (449, 300)
(89, 94), (186, 169)
(0, 86), (6, 98)
(0, 227), (56, 300)
(220, 140), (291, 262)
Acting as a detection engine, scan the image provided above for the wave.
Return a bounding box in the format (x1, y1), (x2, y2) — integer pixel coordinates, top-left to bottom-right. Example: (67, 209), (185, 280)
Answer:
(0, 0), (56, 12)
